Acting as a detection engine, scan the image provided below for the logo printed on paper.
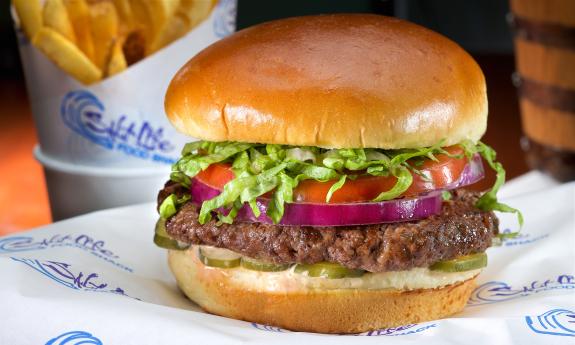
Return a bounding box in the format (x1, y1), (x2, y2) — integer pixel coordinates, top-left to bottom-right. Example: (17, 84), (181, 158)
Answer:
(356, 323), (437, 336)
(525, 308), (575, 337)
(496, 228), (550, 247)
(0, 234), (132, 272)
(468, 274), (575, 306)
(12, 257), (139, 300)
(251, 323), (289, 333)
(60, 90), (176, 164)
(251, 322), (437, 336)
(213, 0), (236, 37)
(46, 331), (102, 345)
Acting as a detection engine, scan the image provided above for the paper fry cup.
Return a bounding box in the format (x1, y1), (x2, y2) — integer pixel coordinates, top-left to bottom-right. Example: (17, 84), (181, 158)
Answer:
(16, 0), (237, 169)
(34, 146), (167, 221)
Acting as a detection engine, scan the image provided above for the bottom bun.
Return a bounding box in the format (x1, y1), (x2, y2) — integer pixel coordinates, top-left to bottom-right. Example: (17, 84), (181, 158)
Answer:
(168, 249), (477, 334)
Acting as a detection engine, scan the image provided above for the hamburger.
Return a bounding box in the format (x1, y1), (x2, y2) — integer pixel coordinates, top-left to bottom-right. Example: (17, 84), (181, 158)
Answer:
(155, 14), (521, 334)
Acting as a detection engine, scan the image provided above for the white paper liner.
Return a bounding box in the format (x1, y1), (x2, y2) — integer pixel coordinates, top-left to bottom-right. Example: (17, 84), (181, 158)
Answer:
(0, 171), (573, 344)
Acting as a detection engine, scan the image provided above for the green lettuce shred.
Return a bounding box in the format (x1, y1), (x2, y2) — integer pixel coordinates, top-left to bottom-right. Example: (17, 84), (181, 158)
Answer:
(267, 172), (297, 223)
(460, 141), (524, 228)
(169, 140), (521, 226)
(175, 142), (253, 177)
(326, 175), (347, 202)
(372, 166), (413, 202)
(159, 194), (191, 219)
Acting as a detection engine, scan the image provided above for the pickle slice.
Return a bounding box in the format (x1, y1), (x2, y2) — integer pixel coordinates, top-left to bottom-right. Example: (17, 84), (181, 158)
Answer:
(294, 262), (365, 279)
(199, 246), (241, 268)
(153, 219), (189, 250)
(430, 253), (487, 272)
(240, 256), (290, 272)
(153, 232), (189, 250)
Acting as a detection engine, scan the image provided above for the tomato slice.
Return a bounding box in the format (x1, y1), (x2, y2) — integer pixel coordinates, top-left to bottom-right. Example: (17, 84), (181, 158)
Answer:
(196, 163), (235, 189)
(194, 146), (468, 203)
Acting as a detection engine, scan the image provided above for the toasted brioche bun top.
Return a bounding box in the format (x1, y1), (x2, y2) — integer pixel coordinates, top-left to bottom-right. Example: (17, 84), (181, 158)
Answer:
(165, 14), (487, 149)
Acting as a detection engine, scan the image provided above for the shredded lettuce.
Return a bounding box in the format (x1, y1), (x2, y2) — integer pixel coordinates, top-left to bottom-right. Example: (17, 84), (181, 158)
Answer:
(198, 164), (287, 224)
(267, 172), (297, 223)
(460, 141), (524, 228)
(175, 142), (253, 177)
(286, 147), (317, 163)
(170, 140), (521, 226)
(159, 194), (190, 219)
(169, 171), (191, 188)
(372, 166), (413, 202)
(326, 175), (347, 202)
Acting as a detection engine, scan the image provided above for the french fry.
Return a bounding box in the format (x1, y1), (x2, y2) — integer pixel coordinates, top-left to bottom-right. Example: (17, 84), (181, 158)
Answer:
(178, 0), (217, 29)
(128, 0), (152, 50)
(149, 12), (190, 53)
(12, 0), (43, 40)
(89, 1), (119, 70)
(32, 27), (102, 84)
(106, 39), (127, 77)
(160, 0), (181, 19)
(143, 0), (180, 32)
(129, 0), (176, 54)
(19, 0), (217, 83)
(43, 0), (77, 44)
(122, 29), (146, 65)
(112, 0), (135, 34)
(63, 0), (95, 61)
(149, 0), (222, 53)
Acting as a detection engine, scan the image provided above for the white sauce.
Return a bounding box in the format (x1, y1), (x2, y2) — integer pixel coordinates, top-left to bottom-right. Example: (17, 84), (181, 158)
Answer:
(224, 265), (480, 292)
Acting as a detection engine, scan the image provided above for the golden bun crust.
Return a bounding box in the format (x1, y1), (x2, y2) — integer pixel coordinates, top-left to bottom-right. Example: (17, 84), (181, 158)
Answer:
(165, 14), (487, 149)
(168, 249), (477, 334)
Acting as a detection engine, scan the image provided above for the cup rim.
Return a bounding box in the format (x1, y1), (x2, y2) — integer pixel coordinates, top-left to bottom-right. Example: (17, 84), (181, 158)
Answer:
(34, 146), (170, 177)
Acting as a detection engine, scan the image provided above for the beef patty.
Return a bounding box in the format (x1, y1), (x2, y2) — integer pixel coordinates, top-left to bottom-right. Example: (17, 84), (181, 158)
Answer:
(159, 182), (499, 272)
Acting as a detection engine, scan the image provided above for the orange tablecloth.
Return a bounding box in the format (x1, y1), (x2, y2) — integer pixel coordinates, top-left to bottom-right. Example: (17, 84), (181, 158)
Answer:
(0, 80), (51, 236)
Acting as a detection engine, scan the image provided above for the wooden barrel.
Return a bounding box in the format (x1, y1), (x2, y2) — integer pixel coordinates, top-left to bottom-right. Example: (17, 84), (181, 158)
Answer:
(510, 0), (575, 180)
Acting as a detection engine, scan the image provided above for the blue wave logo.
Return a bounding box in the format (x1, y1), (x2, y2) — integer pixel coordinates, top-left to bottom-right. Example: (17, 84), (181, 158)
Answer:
(468, 275), (575, 306)
(0, 234), (132, 272)
(526, 308), (575, 337)
(213, 0), (236, 37)
(0, 236), (45, 252)
(60, 90), (110, 148)
(46, 331), (102, 345)
(12, 257), (139, 300)
(60, 90), (176, 164)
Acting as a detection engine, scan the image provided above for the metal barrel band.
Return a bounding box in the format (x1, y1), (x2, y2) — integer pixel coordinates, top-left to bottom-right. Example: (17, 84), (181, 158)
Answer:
(514, 74), (575, 114)
(508, 13), (575, 51)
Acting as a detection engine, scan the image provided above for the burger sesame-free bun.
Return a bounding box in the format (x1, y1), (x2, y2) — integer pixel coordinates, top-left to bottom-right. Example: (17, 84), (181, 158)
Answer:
(168, 249), (477, 334)
(165, 14), (487, 149)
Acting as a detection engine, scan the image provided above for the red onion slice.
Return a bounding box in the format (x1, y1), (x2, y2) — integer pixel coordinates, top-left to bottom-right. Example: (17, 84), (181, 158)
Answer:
(188, 154), (484, 227)
(190, 180), (441, 226)
(442, 153), (485, 190)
